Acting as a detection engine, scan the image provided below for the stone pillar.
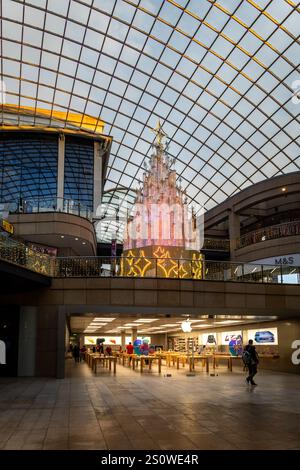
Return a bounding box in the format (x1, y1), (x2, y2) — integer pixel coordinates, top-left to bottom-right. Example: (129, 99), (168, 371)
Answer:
(35, 306), (66, 378)
(56, 306), (66, 379)
(228, 210), (240, 259)
(121, 330), (126, 349)
(18, 306), (37, 377)
(132, 327), (137, 343)
(164, 333), (168, 351)
(93, 141), (103, 217)
(57, 134), (65, 211)
(242, 329), (248, 346)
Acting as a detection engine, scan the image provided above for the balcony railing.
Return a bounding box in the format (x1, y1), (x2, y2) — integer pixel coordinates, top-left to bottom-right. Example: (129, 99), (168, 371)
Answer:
(238, 220), (300, 249)
(54, 256), (300, 284)
(2, 197), (93, 220)
(202, 238), (230, 251)
(1, 235), (299, 284)
(0, 234), (53, 276)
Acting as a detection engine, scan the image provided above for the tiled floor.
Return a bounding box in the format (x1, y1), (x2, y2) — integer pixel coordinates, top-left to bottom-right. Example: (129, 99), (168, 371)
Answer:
(0, 359), (300, 450)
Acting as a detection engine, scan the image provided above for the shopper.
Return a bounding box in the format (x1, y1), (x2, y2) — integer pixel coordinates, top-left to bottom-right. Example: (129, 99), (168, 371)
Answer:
(73, 344), (80, 363)
(105, 345), (112, 356)
(80, 345), (87, 362)
(243, 339), (259, 386)
(126, 342), (134, 355)
(126, 342), (134, 363)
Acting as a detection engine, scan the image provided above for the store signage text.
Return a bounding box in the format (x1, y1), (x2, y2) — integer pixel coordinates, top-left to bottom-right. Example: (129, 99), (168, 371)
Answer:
(291, 340), (300, 365)
(0, 340), (6, 365)
(275, 256), (295, 265)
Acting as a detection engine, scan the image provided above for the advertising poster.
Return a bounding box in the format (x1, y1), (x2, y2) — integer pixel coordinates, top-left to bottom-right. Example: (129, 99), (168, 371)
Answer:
(221, 331), (243, 356)
(84, 335), (151, 345)
(202, 332), (217, 345)
(247, 327), (278, 345)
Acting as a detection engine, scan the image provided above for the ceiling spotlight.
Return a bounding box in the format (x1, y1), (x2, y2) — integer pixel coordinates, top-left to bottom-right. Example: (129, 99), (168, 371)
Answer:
(82, 242), (86, 245)
(60, 235), (64, 238)
(281, 187), (287, 192)
(75, 237), (79, 241)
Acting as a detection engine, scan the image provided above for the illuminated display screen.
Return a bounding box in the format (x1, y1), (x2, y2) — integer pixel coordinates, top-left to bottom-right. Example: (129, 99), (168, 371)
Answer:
(84, 336), (151, 345)
(247, 328), (278, 345)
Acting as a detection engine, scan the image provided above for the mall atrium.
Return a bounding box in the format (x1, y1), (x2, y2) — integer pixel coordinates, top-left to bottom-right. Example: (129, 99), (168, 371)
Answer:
(0, 0), (300, 452)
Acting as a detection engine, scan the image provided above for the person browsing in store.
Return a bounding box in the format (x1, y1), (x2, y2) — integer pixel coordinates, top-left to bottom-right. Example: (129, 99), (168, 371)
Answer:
(244, 339), (259, 386)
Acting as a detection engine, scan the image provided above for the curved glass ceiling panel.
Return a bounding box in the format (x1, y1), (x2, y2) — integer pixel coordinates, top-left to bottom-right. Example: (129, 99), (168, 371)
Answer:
(1, 0), (300, 242)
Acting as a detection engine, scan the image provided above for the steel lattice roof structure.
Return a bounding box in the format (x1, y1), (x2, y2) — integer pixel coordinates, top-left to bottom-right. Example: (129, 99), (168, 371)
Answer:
(1, 0), (300, 242)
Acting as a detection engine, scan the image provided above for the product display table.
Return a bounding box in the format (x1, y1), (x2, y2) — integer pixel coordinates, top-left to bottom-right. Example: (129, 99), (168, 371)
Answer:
(85, 353), (117, 374)
(188, 354), (211, 373)
(92, 355), (117, 374)
(212, 354), (242, 372)
(132, 355), (162, 373)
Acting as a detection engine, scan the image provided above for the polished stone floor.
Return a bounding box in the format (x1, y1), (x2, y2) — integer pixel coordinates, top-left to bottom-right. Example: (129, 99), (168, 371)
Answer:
(0, 359), (300, 450)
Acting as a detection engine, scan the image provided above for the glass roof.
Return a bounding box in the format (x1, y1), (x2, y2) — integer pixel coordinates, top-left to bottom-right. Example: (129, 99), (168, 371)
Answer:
(1, 0), (300, 243)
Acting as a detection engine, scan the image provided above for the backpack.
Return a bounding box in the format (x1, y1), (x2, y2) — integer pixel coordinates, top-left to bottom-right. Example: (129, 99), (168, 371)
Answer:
(242, 349), (252, 365)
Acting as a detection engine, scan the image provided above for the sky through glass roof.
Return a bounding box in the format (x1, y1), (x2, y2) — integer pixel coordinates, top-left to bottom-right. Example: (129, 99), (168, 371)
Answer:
(1, 0), (300, 242)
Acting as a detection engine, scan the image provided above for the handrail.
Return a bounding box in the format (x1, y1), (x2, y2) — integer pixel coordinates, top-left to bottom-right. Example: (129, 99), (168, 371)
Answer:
(0, 234), (53, 276)
(238, 220), (300, 249)
(202, 238), (230, 251)
(3, 196), (93, 221)
(54, 255), (300, 284)
(1, 235), (299, 283)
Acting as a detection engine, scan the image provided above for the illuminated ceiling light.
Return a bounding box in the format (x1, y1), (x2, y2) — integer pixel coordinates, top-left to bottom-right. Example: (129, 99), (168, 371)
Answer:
(82, 242), (86, 245)
(75, 237), (79, 241)
(124, 323), (143, 326)
(281, 187), (287, 192)
(60, 235), (64, 238)
(215, 320), (242, 324)
(93, 318), (115, 321)
(134, 318), (159, 322)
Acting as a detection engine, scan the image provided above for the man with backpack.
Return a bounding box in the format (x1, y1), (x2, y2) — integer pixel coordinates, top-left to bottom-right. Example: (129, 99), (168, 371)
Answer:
(242, 339), (259, 386)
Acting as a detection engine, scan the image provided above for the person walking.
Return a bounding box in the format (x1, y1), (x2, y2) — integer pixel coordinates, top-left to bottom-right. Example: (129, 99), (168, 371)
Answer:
(73, 344), (80, 363)
(243, 339), (259, 386)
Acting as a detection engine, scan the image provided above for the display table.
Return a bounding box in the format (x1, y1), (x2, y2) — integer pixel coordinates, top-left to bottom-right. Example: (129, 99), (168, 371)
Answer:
(188, 354), (210, 373)
(132, 355), (162, 373)
(212, 354), (234, 371)
(91, 355), (117, 374)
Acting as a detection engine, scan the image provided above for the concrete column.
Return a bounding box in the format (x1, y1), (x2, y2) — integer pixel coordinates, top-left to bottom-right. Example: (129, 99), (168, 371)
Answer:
(242, 329), (249, 346)
(94, 141), (103, 217)
(18, 306), (37, 377)
(57, 134), (65, 211)
(132, 327), (137, 343)
(121, 330), (126, 349)
(228, 210), (240, 259)
(216, 332), (222, 352)
(164, 333), (168, 351)
(56, 306), (66, 379)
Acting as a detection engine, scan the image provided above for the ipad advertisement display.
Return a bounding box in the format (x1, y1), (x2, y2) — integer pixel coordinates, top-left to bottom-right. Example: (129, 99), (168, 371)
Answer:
(247, 328), (278, 345)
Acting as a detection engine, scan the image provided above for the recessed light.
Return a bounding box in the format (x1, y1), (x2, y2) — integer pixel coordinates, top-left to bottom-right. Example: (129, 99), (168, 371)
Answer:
(60, 235), (64, 238)
(82, 242), (86, 245)
(134, 318), (159, 322)
(93, 318), (115, 321)
(75, 237), (79, 241)
(281, 187), (287, 192)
